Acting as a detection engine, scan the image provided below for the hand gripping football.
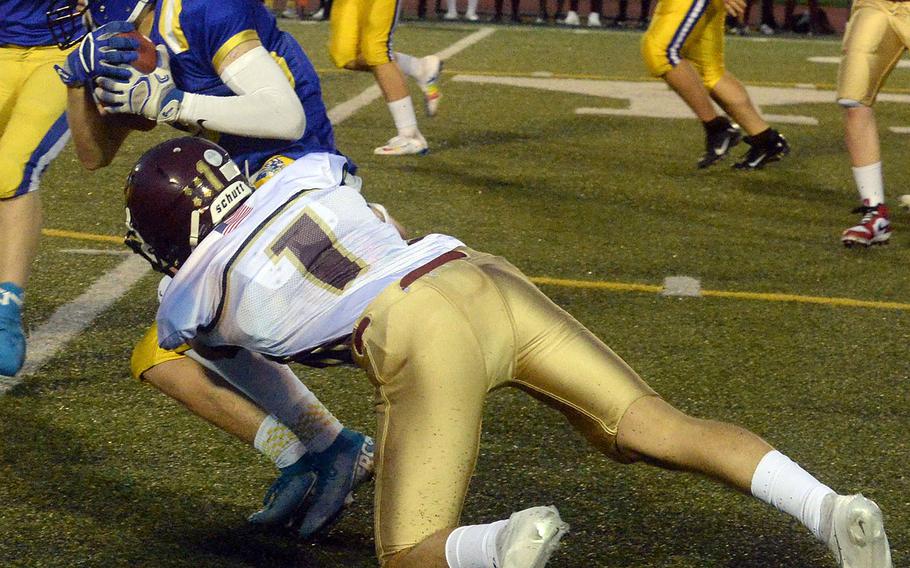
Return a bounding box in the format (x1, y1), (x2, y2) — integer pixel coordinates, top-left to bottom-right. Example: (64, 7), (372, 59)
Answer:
(117, 31), (157, 73)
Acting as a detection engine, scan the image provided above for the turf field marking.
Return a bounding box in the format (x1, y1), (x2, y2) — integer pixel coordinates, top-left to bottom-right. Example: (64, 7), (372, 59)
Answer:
(452, 74), (910, 125)
(42, 228), (122, 244)
(39, 229), (910, 312)
(530, 276), (910, 312)
(0, 256), (151, 392)
(326, 27), (496, 125)
(662, 276), (702, 297)
(60, 249), (131, 256)
(808, 56), (910, 70)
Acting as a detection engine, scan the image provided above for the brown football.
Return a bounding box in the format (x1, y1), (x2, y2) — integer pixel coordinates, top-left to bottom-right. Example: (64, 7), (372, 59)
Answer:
(117, 31), (157, 73)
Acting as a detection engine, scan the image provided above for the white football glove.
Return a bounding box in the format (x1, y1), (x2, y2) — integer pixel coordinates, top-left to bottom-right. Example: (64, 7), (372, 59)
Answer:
(94, 44), (185, 124)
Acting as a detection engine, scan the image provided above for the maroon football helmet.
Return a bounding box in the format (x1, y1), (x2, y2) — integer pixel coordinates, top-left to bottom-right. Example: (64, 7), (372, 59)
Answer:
(124, 137), (253, 273)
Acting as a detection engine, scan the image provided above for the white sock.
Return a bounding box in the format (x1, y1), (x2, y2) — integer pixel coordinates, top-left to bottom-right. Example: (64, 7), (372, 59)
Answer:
(187, 350), (343, 453)
(852, 162), (884, 206)
(445, 520), (508, 568)
(388, 96), (419, 138)
(750, 450), (835, 541)
(445, 0), (458, 14)
(254, 415), (307, 469)
(394, 53), (422, 80)
(467, 0), (478, 14)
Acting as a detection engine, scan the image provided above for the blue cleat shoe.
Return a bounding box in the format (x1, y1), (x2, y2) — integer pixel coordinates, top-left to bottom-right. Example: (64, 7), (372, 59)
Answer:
(296, 428), (375, 539)
(0, 283), (26, 377)
(248, 459), (319, 529)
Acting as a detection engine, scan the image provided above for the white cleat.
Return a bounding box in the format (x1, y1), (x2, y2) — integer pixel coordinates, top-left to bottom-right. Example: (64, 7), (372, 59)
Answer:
(465, 10), (479, 20)
(418, 55), (443, 117)
(587, 12), (602, 26)
(899, 194), (910, 209)
(496, 506), (569, 568)
(373, 133), (429, 156)
(825, 494), (892, 568)
(561, 10), (580, 25)
(310, 7), (325, 19)
(444, 10), (459, 19)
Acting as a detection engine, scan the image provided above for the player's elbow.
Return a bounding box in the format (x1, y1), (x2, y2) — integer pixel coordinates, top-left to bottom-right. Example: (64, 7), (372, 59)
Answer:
(272, 98), (306, 140)
(76, 149), (113, 171)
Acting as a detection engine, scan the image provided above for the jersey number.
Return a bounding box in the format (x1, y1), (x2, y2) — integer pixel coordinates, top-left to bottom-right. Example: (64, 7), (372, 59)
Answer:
(268, 208), (368, 294)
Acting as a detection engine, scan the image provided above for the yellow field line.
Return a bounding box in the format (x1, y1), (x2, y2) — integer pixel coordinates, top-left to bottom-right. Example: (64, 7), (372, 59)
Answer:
(41, 229), (910, 311)
(41, 228), (122, 244)
(530, 277), (910, 311)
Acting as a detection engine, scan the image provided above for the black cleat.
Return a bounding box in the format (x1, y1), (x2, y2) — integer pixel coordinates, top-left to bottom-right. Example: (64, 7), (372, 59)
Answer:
(697, 121), (742, 169)
(733, 129), (789, 170)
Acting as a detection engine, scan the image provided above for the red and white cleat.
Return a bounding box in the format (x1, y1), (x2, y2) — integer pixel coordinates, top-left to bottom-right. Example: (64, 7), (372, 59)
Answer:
(842, 204), (891, 247)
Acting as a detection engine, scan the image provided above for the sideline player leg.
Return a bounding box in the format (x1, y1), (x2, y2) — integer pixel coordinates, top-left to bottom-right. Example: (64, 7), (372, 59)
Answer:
(641, 0), (788, 169)
(837, 0), (903, 247)
(329, 0), (437, 156)
(0, 46), (71, 377)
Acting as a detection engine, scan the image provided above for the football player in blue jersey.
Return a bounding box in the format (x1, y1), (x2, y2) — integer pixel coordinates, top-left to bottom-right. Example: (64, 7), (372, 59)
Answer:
(48, 0), (373, 536)
(0, 1), (86, 378)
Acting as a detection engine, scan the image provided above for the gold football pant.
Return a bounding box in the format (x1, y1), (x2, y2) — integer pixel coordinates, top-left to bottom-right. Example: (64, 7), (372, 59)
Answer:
(0, 44), (71, 200)
(351, 248), (658, 563)
(838, 0), (910, 106)
(328, 0), (400, 68)
(641, 0), (726, 89)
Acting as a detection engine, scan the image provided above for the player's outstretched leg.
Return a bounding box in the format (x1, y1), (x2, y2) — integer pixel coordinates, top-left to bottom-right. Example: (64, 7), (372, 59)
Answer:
(615, 396), (892, 568)
(0, 281), (26, 377)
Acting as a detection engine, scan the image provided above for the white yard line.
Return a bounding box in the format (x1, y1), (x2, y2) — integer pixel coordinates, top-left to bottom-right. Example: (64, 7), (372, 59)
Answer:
(327, 27), (497, 125)
(2, 27), (497, 394)
(0, 256), (151, 393)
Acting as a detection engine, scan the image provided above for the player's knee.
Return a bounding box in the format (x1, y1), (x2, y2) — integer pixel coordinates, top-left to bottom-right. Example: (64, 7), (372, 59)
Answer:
(361, 43), (392, 68)
(0, 157), (28, 200)
(379, 546), (415, 568)
(640, 36), (673, 78)
(701, 67), (724, 91)
(329, 43), (357, 69)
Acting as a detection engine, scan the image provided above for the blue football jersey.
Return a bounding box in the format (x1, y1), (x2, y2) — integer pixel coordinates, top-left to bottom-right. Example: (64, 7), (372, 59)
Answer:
(149, 0), (343, 173)
(0, 0), (82, 46)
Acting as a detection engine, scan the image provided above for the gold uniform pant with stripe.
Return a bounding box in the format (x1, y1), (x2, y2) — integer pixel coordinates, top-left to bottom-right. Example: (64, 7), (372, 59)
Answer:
(328, 0), (400, 68)
(351, 249), (658, 562)
(838, 0), (910, 106)
(641, 0), (726, 89)
(0, 44), (72, 200)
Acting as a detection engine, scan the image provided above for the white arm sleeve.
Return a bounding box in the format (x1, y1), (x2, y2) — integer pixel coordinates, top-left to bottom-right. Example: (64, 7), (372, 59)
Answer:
(176, 46), (306, 140)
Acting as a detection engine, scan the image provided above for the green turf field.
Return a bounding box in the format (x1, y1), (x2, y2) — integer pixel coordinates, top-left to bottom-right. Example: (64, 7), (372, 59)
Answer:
(1, 22), (907, 567)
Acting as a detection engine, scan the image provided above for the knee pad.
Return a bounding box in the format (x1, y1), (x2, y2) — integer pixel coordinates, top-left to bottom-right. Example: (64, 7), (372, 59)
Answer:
(328, 40), (357, 69)
(641, 34), (673, 78)
(0, 156), (28, 200)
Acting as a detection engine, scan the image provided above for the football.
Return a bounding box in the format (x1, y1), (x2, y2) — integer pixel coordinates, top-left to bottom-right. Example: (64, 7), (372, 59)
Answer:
(117, 31), (157, 73)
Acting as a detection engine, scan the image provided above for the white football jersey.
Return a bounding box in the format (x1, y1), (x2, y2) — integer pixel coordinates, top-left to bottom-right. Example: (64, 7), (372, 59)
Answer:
(157, 152), (464, 359)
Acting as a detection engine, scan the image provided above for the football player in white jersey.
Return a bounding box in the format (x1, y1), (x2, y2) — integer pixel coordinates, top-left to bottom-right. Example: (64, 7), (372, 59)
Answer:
(125, 136), (892, 568)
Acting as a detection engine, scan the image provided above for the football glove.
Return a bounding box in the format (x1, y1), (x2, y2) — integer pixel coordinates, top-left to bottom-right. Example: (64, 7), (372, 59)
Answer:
(94, 45), (185, 124)
(53, 21), (138, 87)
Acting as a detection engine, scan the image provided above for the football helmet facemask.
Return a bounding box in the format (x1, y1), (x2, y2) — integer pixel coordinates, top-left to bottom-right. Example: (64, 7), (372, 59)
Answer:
(124, 137), (254, 274)
(47, 0), (152, 48)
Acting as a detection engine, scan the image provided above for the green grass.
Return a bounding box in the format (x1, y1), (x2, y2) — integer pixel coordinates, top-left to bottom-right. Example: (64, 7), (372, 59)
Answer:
(3, 22), (908, 567)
